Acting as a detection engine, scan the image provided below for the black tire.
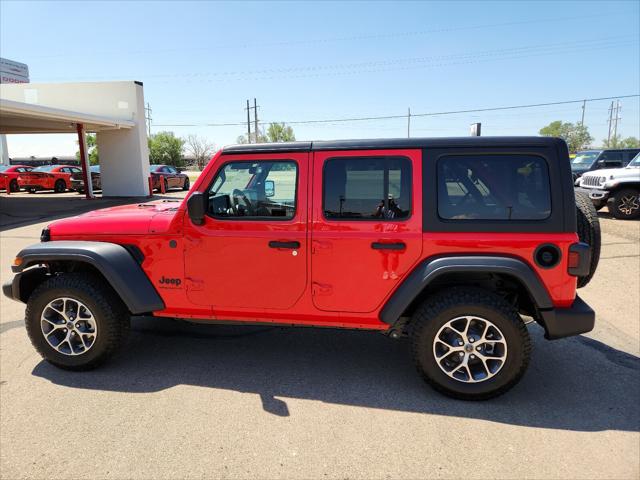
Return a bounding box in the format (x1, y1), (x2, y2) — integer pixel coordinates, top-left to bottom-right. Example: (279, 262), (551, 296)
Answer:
(54, 179), (66, 193)
(411, 287), (531, 400)
(164, 179), (169, 192)
(575, 191), (601, 288)
(182, 177), (190, 191)
(9, 179), (19, 192)
(28, 188), (36, 194)
(607, 188), (640, 220)
(25, 272), (130, 371)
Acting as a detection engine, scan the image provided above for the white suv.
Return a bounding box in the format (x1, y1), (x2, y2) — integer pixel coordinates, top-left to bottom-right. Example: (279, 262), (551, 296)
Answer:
(576, 153), (640, 219)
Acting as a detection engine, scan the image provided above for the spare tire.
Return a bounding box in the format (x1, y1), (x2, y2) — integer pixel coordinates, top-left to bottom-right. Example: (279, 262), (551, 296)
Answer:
(575, 191), (601, 288)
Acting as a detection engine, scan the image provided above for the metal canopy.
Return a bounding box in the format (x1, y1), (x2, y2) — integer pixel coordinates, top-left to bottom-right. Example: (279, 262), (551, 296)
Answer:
(0, 99), (135, 134)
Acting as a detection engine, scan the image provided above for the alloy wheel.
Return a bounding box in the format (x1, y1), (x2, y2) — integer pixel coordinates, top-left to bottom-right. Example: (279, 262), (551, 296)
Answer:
(618, 194), (639, 216)
(433, 316), (508, 383)
(40, 297), (98, 356)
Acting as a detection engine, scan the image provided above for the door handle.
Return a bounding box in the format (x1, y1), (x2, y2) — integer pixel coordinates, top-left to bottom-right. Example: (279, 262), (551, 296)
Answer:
(371, 242), (406, 250)
(269, 240), (300, 249)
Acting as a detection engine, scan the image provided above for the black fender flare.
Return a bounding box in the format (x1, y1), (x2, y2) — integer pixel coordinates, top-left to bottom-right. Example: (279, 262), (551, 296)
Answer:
(379, 255), (553, 325)
(11, 241), (164, 314)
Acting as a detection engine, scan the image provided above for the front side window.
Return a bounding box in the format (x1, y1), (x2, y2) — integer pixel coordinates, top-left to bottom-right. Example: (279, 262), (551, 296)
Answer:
(323, 157), (411, 220)
(207, 161), (297, 219)
(438, 154), (551, 221)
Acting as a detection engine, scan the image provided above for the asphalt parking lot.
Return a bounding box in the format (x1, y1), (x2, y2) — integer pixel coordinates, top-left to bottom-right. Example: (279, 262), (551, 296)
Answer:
(0, 191), (638, 479)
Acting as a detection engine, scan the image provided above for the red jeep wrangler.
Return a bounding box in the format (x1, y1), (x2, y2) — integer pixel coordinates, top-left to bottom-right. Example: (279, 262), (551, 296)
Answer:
(4, 137), (599, 400)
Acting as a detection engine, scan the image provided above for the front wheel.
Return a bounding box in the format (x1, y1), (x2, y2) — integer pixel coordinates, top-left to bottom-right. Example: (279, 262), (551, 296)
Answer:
(182, 177), (190, 191)
(410, 287), (531, 400)
(607, 188), (640, 220)
(25, 273), (130, 370)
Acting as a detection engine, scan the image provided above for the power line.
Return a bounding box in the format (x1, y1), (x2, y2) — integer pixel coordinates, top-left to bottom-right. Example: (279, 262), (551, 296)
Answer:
(41, 35), (635, 82)
(27, 11), (634, 59)
(153, 94), (640, 128)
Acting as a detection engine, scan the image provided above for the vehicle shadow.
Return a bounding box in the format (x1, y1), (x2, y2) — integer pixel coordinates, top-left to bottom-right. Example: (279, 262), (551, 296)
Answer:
(32, 317), (640, 432)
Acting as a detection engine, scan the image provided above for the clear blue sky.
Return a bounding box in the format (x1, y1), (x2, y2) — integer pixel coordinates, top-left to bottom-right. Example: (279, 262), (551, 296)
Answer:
(1, 0), (639, 157)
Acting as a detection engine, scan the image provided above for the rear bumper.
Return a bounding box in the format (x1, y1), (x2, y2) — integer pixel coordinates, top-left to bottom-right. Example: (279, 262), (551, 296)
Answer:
(539, 296), (595, 340)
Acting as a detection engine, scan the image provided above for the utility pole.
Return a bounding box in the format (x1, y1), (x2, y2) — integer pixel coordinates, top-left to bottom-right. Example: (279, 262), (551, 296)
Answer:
(253, 98), (259, 143)
(145, 103), (152, 137)
(607, 101), (614, 145)
(407, 108), (411, 138)
(245, 99), (252, 143)
(612, 100), (621, 142)
(580, 99), (586, 126)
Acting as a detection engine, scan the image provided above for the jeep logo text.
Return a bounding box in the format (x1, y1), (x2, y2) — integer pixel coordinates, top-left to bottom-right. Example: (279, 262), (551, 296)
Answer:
(159, 276), (181, 287)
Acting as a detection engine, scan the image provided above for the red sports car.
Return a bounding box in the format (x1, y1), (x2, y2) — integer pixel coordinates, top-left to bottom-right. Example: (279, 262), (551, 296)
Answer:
(0, 165), (33, 192)
(150, 164), (190, 192)
(17, 165), (82, 193)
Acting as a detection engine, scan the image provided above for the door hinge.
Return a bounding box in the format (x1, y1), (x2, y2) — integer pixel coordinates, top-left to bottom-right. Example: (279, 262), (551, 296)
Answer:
(185, 277), (204, 291)
(312, 240), (332, 254)
(312, 282), (333, 296)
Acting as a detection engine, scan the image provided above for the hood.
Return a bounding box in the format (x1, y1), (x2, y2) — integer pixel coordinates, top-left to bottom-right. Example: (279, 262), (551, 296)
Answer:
(581, 167), (640, 180)
(49, 200), (181, 237)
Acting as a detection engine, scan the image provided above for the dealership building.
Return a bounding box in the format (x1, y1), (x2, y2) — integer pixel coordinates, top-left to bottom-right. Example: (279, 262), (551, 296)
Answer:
(0, 58), (151, 197)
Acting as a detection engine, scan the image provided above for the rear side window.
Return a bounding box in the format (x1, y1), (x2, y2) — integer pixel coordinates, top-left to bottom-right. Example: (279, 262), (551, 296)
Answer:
(437, 154), (551, 221)
(323, 157), (411, 220)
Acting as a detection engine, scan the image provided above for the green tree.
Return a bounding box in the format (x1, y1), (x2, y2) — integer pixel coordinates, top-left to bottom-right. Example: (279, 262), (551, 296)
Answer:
(75, 133), (99, 165)
(266, 122), (296, 142)
(236, 122), (295, 144)
(148, 131), (185, 167)
(539, 120), (593, 153)
(604, 135), (640, 149)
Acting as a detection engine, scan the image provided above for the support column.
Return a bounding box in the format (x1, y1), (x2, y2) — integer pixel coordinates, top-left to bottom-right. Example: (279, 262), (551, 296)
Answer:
(0, 135), (9, 166)
(76, 123), (94, 199)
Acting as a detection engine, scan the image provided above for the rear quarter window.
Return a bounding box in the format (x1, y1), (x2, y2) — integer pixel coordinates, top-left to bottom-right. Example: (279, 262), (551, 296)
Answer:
(437, 154), (551, 221)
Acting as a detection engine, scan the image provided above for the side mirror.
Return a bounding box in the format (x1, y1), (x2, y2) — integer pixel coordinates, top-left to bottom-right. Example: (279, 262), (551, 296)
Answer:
(187, 192), (207, 225)
(265, 180), (275, 198)
(597, 159), (606, 165)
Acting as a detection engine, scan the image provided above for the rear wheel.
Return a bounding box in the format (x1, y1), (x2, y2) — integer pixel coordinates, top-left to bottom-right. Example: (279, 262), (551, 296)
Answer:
(54, 179), (66, 193)
(183, 177), (190, 191)
(25, 273), (130, 370)
(607, 188), (640, 220)
(411, 287), (531, 400)
(575, 191), (601, 288)
(9, 179), (19, 192)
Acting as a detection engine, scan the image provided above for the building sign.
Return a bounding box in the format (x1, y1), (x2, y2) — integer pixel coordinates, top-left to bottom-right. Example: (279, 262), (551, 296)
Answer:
(0, 58), (29, 84)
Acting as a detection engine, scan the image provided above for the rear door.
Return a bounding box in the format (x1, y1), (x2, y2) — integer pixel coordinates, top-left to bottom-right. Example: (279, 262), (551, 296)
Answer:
(311, 149), (423, 313)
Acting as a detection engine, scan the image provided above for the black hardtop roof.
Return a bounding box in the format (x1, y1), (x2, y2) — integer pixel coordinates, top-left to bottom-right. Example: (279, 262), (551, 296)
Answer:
(222, 136), (565, 154)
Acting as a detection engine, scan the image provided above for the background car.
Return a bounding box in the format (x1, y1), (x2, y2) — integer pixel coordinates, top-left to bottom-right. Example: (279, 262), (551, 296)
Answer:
(17, 165), (82, 193)
(150, 164), (190, 192)
(71, 165), (101, 193)
(576, 152), (640, 219)
(0, 165), (33, 192)
(571, 148), (640, 181)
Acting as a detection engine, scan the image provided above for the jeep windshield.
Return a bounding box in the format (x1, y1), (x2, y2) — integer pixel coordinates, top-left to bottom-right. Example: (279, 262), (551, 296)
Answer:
(571, 151), (601, 170)
(627, 153), (640, 168)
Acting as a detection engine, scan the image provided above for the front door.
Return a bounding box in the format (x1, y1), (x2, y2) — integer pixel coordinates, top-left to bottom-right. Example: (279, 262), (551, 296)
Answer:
(184, 153), (308, 310)
(311, 149), (423, 313)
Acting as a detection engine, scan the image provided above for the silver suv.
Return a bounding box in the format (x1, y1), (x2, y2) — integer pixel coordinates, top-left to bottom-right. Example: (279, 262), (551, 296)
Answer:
(576, 153), (640, 219)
